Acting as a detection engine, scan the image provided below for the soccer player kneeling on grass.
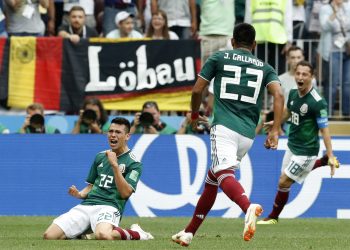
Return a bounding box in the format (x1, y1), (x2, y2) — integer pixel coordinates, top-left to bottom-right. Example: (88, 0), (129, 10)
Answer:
(257, 61), (340, 225)
(43, 117), (153, 241)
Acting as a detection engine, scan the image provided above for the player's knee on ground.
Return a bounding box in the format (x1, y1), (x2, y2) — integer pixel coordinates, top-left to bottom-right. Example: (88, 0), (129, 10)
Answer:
(43, 231), (52, 240)
(43, 230), (63, 240)
(43, 224), (66, 240)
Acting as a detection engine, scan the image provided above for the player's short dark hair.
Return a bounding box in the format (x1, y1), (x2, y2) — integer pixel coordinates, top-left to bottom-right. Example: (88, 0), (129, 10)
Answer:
(233, 23), (255, 47)
(111, 117), (131, 133)
(287, 46), (304, 56)
(296, 60), (314, 75)
(142, 101), (159, 111)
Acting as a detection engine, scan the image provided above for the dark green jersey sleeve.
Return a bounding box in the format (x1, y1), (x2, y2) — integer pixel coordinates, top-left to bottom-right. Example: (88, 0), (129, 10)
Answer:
(124, 161), (142, 192)
(314, 99), (328, 117)
(287, 89), (297, 110)
(314, 98), (328, 129)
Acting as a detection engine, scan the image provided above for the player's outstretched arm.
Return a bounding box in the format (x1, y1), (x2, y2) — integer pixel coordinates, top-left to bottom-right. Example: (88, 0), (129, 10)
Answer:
(263, 108), (291, 133)
(320, 127), (340, 176)
(190, 77), (209, 131)
(68, 184), (93, 199)
(265, 82), (284, 149)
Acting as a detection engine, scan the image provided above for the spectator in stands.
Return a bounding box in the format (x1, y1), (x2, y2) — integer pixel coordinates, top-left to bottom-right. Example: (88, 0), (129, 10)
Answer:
(130, 101), (177, 134)
(53, 0), (64, 35)
(72, 97), (110, 134)
(101, 0), (137, 36)
(137, 0), (152, 33)
(235, 0), (245, 24)
(39, 0), (55, 36)
(145, 9), (179, 40)
(198, 0), (235, 115)
(62, 0), (96, 29)
(306, 0), (328, 38)
(46, 0), (56, 36)
(0, 0), (7, 37)
(199, 0), (234, 64)
(244, 0), (293, 74)
(319, 0), (350, 117)
(305, 0), (329, 77)
(58, 6), (98, 44)
(4, 0), (48, 36)
(106, 11), (143, 38)
(19, 103), (60, 134)
(151, 0), (197, 39)
(0, 123), (10, 134)
(293, 0), (307, 40)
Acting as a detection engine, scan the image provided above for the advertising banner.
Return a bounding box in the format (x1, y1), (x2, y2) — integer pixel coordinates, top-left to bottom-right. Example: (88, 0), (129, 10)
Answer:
(0, 135), (349, 218)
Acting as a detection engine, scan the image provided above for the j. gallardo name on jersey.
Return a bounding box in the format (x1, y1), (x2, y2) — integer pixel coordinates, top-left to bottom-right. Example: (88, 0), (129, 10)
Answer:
(224, 52), (264, 67)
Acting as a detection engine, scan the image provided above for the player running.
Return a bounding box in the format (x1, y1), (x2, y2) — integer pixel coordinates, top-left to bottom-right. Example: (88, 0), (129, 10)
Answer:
(172, 23), (284, 246)
(258, 61), (340, 225)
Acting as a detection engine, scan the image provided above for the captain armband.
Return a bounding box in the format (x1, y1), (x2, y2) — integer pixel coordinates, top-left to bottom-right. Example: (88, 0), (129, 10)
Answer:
(316, 117), (328, 128)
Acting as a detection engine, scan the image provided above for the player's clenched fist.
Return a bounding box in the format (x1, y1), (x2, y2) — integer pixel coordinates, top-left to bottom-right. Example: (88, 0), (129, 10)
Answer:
(68, 185), (81, 199)
(106, 150), (119, 169)
(265, 130), (279, 150)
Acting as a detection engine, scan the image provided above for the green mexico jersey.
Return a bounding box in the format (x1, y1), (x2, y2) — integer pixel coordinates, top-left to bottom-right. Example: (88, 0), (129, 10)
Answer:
(287, 88), (328, 156)
(199, 49), (280, 139)
(81, 150), (142, 214)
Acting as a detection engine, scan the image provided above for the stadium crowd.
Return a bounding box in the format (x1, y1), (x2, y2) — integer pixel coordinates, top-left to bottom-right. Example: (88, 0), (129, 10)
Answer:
(0, 0), (349, 132)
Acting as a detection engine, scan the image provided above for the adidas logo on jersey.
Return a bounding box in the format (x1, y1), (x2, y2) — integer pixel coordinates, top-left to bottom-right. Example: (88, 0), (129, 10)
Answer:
(98, 163), (103, 168)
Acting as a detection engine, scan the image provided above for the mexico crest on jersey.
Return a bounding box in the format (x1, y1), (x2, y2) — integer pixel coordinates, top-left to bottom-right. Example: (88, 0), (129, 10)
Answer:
(300, 103), (308, 116)
(119, 164), (126, 173)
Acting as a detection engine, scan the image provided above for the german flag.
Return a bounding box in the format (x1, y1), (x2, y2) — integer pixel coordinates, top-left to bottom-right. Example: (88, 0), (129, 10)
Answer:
(0, 38), (6, 74)
(2, 38), (199, 112)
(6, 37), (88, 112)
(0, 38), (8, 102)
(8, 37), (62, 110)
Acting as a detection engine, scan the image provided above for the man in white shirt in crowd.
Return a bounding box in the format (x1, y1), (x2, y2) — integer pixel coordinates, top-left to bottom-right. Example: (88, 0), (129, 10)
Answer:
(106, 11), (143, 38)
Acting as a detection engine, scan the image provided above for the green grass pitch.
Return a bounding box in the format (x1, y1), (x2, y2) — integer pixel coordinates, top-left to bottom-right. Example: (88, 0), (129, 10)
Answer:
(0, 216), (349, 249)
